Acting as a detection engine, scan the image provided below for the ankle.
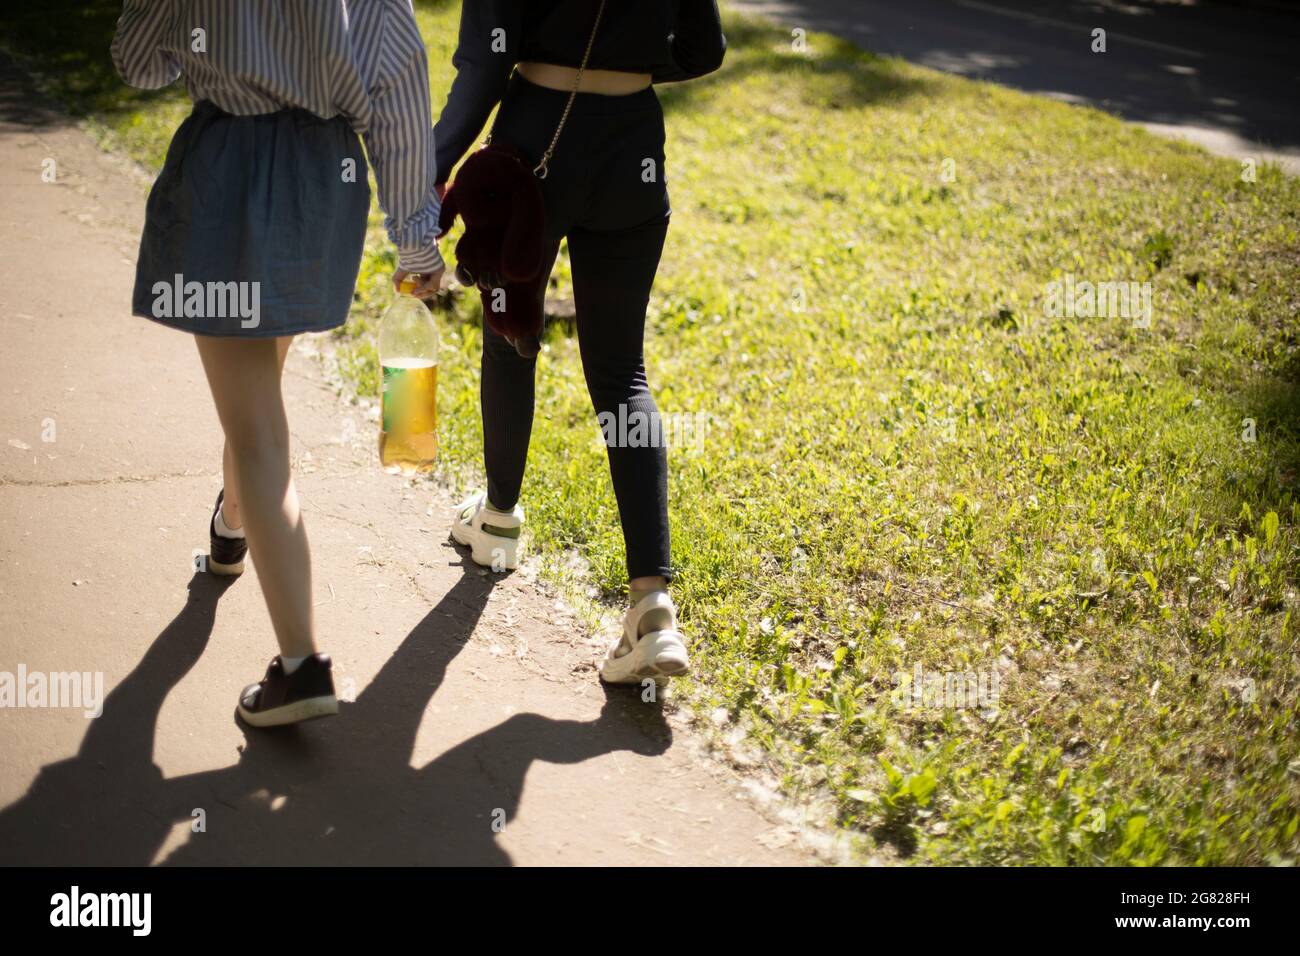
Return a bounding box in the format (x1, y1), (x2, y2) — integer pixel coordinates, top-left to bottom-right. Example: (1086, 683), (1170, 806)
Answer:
(279, 652), (316, 675)
(627, 586), (675, 638)
(215, 503), (244, 538)
(629, 578), (669, 606)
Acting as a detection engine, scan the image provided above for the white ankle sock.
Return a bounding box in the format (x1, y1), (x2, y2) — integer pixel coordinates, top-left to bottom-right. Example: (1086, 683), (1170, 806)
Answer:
(280, 655), (308, 675)
(214, 506), (245, 539)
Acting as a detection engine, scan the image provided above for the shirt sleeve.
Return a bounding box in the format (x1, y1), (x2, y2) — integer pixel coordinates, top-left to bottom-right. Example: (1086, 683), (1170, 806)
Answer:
(111, 0), (182, 90)
(432, 0), (524, 185)
(361, 0), (445, 273)
(653, 0), (727, 84)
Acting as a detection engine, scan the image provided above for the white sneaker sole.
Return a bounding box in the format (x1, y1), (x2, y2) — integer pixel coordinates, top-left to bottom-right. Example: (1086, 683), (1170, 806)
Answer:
(450, 517), (520, 570)
(207, 556), (245, 576)
(600, 629), (691, 685)
(237, 694), (339, 728)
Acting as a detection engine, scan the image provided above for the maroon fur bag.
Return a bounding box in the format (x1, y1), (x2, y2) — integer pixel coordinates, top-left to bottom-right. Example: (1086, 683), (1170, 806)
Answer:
(437, 144), (547, 357)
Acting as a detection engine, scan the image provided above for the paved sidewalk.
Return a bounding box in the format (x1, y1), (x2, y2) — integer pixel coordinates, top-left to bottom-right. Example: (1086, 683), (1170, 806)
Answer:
(0, 65), (819, 866)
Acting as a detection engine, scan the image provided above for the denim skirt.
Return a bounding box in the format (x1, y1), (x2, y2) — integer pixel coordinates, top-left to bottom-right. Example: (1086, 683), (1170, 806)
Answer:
(131, 100), (370, 338)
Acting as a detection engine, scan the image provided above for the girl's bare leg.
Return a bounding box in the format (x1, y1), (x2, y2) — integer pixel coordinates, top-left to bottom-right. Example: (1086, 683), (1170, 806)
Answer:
(220, 335), (292, 531)
(195, 334), (315, 659)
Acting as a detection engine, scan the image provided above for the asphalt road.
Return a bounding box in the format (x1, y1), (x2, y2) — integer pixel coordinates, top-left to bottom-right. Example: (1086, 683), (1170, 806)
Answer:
(729, 0), (1300, 171)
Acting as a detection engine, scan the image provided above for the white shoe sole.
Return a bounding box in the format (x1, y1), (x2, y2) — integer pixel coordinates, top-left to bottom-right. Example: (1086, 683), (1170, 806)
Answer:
(450, 516), (520, 570)
(237, 694), (339, 728)
(600, 629), (691, 685)
(207, 556), (244, 576)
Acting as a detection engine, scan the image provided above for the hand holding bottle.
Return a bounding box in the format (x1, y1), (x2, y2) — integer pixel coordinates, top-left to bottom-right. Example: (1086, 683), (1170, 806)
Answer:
(392, 266), (445, 300)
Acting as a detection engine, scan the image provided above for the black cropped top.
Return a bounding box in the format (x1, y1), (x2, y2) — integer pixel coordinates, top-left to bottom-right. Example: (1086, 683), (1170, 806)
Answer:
(432, 0), (727, 183)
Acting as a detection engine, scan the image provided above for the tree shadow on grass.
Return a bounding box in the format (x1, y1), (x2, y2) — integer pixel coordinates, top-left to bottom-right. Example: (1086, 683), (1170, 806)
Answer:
(657, 16), (933, 117)
(748, 0), (1300, 154)
(0, 566), (670, 865)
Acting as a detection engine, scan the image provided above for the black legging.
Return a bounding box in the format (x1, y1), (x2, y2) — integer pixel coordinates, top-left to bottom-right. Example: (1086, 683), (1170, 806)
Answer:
(481, 73), (672, 581)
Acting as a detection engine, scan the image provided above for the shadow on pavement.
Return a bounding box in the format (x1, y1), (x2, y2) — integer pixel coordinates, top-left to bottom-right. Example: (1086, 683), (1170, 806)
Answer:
(0, 568), (670, 865)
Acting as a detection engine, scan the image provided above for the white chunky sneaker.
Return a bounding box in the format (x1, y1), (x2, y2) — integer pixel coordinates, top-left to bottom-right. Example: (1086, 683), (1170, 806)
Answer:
(600, 591), (690, 685)
(450, 490), (524, 570)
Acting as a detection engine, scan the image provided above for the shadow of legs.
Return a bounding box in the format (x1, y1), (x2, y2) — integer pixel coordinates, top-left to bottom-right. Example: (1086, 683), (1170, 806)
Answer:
(1, 566), (679, 866)
(0, 573), (231, 865)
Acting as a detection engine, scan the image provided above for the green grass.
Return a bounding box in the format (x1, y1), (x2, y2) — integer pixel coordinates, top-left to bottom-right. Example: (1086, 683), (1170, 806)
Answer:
(6, 1), (1299, 865)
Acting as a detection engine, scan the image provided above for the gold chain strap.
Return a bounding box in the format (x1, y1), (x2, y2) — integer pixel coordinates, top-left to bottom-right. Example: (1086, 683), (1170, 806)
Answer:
(533, 0), (607, 180)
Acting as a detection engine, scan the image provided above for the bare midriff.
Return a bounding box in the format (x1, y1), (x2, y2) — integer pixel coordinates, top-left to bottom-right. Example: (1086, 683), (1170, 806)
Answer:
(517, 61), (652, 95)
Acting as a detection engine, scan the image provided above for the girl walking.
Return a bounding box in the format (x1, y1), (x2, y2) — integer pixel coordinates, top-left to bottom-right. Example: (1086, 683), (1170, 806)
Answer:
(436, 1), (726, 683)
(112, 0), (444, 726)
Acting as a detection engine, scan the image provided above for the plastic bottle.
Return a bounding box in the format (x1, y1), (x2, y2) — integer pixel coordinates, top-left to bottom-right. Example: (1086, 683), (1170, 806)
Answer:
(378, 277), (440, 474)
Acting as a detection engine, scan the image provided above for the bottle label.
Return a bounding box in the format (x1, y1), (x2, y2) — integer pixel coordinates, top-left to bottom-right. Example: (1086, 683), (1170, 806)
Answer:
(381, 362), (438, 435)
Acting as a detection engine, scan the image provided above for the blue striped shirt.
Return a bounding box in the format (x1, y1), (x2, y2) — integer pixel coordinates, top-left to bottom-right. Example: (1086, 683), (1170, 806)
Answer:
(111, 0), (444, 273)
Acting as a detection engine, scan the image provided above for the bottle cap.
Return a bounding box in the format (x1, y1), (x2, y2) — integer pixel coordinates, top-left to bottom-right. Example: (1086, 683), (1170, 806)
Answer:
(399, 275), (418, 294)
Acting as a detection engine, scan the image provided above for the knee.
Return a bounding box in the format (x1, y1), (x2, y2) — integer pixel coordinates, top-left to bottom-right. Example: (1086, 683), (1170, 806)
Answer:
(224, 413), (290, 464)
(586, 364), (651, 416)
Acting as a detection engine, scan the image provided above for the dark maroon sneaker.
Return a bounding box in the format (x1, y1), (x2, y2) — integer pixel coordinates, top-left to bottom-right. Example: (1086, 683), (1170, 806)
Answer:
(237, 654), (339, 728)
